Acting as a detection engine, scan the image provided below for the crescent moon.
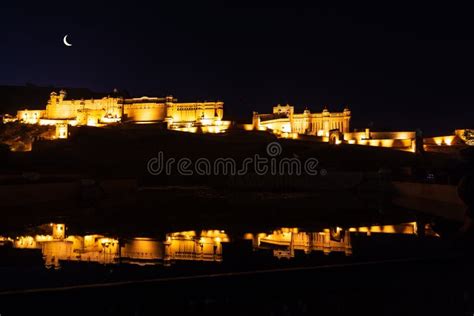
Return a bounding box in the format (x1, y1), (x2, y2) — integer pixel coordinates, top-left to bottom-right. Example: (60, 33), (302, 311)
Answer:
(63, 34), (72, 47)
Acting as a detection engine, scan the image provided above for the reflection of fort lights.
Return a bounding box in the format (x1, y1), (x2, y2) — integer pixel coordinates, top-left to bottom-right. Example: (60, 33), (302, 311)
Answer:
(444, 136), (453, 146)
(100, 238), (116, 247)
(243, 233), (254, 240)
(348, 222), (418, 235)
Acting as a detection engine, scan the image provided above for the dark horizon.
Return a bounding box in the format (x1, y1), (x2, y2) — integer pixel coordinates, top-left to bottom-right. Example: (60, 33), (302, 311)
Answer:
(1, 3), (473, 134)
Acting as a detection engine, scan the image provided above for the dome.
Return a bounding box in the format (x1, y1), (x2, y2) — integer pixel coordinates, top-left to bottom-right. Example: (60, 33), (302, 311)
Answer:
(322, 106), (331, 117)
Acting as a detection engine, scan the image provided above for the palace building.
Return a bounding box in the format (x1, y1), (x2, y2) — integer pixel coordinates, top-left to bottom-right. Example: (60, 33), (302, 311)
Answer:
(16, 90), (229, 133)
(252, 104), (351, 137)
(7, 223), (229, 268)
(7, 91), (471, 152)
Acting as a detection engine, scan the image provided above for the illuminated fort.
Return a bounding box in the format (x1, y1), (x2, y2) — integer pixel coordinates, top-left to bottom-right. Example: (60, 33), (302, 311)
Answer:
(250, 104), (471, 151)
(4, 90), (471, 151)
(0, 222), (438, 268)
(251, 104), (351, 138)
(6, 223), (229, 268)
(15, 90), (230, 135)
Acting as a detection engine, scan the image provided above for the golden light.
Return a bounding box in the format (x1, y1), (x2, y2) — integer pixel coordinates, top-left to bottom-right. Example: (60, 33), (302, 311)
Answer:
(444, 136), (454, 146)
(243, 233), (254, 240)
(348, 222), (420, 235)
(242, 124), (254, 131)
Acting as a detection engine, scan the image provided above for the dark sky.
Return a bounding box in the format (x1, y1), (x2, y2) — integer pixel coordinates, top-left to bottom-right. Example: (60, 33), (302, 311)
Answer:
(1, 2), (473, 134)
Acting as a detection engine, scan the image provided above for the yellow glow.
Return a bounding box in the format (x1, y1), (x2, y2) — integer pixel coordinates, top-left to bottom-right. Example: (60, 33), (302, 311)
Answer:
(168, 231), (196, 239)
(242, 124), (255, 131)
(52, 223), (65, 239)
(381, 139), (395, 147)
(164, 229), (227, 262)
(348, 222), (420, 235)
(428, 135), (455, 146)
(256, 227), (352, 257)
(14, 236), (37, 248)
(243, 233), (254, 240)
(121, 238), (163, 262)
(444, 136), (454, 146)
(279, 132), (299, 139)
(99, 237), (114, 245)
(12, 91), (226, 134)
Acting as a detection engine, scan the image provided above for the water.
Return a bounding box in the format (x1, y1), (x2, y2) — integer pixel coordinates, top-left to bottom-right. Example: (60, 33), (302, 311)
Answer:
(0, 221), (438, 270)
(1, 221), (472, 315)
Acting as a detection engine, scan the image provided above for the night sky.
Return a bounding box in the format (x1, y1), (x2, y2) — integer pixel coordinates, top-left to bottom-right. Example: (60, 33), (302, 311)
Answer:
(1, 2), (473, 134)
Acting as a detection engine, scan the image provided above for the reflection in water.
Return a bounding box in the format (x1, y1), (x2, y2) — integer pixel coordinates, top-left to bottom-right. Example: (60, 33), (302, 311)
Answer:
(245, 222), (434, 259)
(13, 226), (120, 268)
(246, 227), (352, 259)
(2, 225), (229, 268)
(0, 236), (13, 246)
(164, 230), (229, 264)
(121, 238), (163, 266)
(348, 222), (439, 237)
(0, 221), (437, 268)
(349, 222), (417, 235)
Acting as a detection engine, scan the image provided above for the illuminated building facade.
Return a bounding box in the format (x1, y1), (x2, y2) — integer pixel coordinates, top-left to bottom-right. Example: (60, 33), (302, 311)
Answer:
(15, 90), (228, 133)
(245, 222), (434, 259)
(252, 104), (351, 137)
(251, 227), (353, 259)
(2, 223), (439, 268)
(342, 129), (470, 152)
(7, 224), (228, 268)
(8, 91), (471, 151)
(342, 129), (417, 152)
(164, 230), (229, 264)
